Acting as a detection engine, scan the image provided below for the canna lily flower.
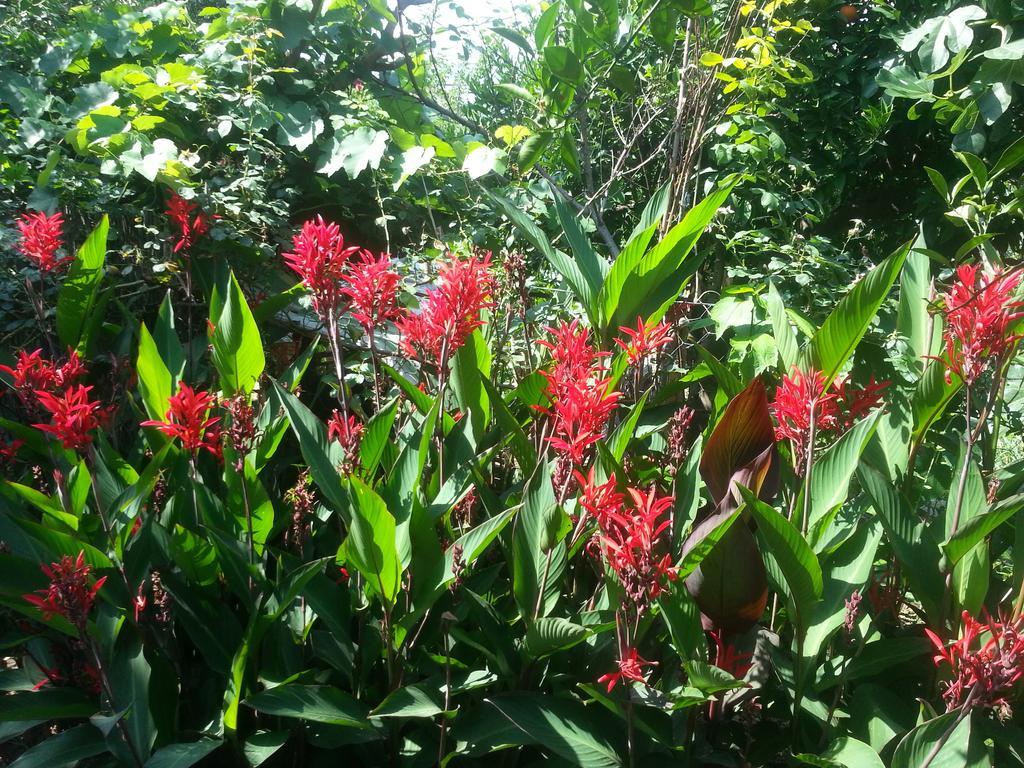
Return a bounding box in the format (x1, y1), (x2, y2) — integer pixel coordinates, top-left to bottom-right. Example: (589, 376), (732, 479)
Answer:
(327, 409), (363, 447)
(536, 321), (620, 466)
(926, 611), (1024, 713)
(16, 211), (69, 272)
(341, 252), (402, 332)
(398, 252), (494, 363)
(165, 192), (210, 254)
(23, 551), (106, 631)
(939, 264), (1023, 386)
(771, 366), (887, 470)
(598, 646), (657, 692)
(615, 316), (673, 364)
(33, 384), (104, 452)
(283, 216), (365, 316)
(0, 348), (85, 400)
(592, 485), (677, 605)
(142, 383), (221, 457)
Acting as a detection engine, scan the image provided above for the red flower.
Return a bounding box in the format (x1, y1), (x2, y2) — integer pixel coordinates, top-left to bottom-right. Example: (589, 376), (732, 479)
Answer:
(142, 384), (221, 457)
(283, 216), (365, 316)
(398, 252), (494, 363)
(0, 348), (85, 401)
(16, 211), (68, 272)
(23, 551), (106, 630)
(772, 367), (887, 470)
(327, 410), (364, 473)
(576, 469), (625, 530)
(33, 384), (103, 452)
(926, 611), (1024, 713)
(341, 252), (402, 332)
(940, 264), (1023, 386)
(615, 316), (673, 364)
(593, 484), (677, 605)
(327, 409), (363, 447)
(165, 193), (210, 254)
(598, 646), (656, 692)
(536, 321), (620, 466)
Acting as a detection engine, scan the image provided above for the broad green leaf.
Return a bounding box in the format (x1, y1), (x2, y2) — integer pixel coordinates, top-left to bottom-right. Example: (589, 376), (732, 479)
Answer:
(742, 488), (822, 633)
(911, 360), (961, 445)
(804, 520), (881, 663)
(360, 397), (399, 475)
(245, 685), (369, 727)
(896, 236), (933, 370)
(600, 181), (734, 338)
(210, 270), (265, 395)
(111, 633), (156, 758)
(944, 493), (1024, 565)
(512, 462), (565, 620)
(143, 739), (223, 768)
(242, 731), (288, 767)
(517, 131), (551, 171)
(525, 617), (591, 658)
(802, 240), (910, 384)
(891, 711), (978, 768)
(346, 476), (403, 605)
(137, 323), (172, 422)
(442, 507), (517, 588)
(9, 724), (106, 768)
(372, 684), (444, 718)
(464, 145), (506, 179)
(56, 215), (108, 350)
(316, 127), (388, 178)
(765, 281), (798, 372)
(451, 329), (492, 440)
(796, 736), (885, 768)
(154, 292), (185, 379)
(552, 186), (608, 287)
(677, 504), (744, 580)
(806, 411), (882, 539)
(543, 45), (583, 82)
(686, 660), (746, 695)
(0, 689), (95, 720)
(482, 694), (622, 768)
(275, 100), (323, 152)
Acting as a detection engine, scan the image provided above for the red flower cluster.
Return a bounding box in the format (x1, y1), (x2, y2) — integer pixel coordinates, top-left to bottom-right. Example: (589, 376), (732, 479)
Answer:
(537, 321), (620, 466)
(1, 348), (85, 401)
(34, 385), (104, 452)
(283, 216), (366, 316)
(926, 611), (1024, 713)
(940, 264), (1022, 386)
(16, 211), (68, 272)
(578, 472), (677, 605)
(398, 252), (494, 363)
(142, 384), (221, 457)
(166, 193), (210, 254)
(327, 409), (363, 457)
(342, 253), (402, 332)
(23, 551), (106, 631)
(615, 316), (673, 364)
(598, 646), (656, 692)
(771, 367), (887, 469)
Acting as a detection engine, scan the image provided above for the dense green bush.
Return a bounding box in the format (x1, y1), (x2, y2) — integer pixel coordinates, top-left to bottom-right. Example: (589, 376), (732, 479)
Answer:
(2, 1), (1024, 767)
